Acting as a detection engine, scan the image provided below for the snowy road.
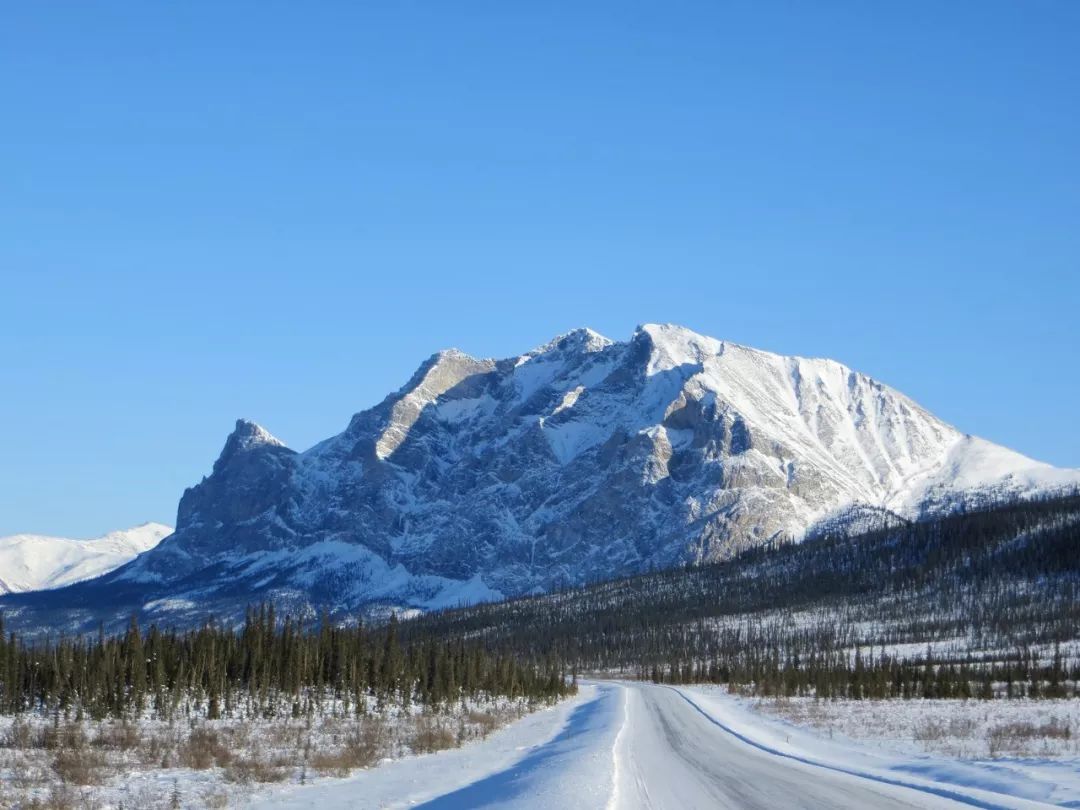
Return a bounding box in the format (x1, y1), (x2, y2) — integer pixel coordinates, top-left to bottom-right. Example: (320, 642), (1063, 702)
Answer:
(614, 684), (965, 809)
(252, 682), (1054, 809)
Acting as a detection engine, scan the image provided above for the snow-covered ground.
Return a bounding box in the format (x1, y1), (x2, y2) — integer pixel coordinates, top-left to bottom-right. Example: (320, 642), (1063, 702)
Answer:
(6, 682), (1077, 808)
(248, 682), (1078, 808)
(748, 693), (1080, 760)
(676, 685), (1080, 808)
(0, 693), (552, 809)
(245, 684), (611, 809)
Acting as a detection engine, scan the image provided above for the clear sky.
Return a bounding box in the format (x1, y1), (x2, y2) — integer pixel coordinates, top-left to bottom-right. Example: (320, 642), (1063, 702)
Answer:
(2, 2), (1078, 537)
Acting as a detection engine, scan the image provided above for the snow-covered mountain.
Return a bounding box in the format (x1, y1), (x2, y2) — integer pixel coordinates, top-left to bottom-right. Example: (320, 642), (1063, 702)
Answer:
(4, 324), (1077, 628)
(0, 523), (171, 595)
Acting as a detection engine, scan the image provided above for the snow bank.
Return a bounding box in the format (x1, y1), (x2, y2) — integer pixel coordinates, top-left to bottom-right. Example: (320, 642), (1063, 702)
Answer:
(677, 685), (1078, 808)
(247, 685), (613, 809)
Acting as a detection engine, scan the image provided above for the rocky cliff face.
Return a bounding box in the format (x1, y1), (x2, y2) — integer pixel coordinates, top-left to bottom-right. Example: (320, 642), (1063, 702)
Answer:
(8, 324), (1077, 628)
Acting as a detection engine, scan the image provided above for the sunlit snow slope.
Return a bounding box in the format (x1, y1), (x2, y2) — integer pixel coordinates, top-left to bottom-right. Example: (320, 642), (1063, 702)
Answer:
(0, 523), (172, 594)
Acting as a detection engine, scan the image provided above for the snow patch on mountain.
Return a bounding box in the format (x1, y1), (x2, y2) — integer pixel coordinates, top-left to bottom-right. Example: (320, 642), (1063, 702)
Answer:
(0, 523), (172, 595)
(897, 435), (1080, 515)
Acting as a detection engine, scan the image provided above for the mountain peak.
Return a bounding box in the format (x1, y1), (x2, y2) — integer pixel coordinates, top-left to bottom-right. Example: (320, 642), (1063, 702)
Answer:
(230, 419), (285, 451)
(212, 419), (289, 473)
(633, 323), (725, 375)
(528, 327), (613, 358)
(374, 350), (496, 460)
(395, 349), (484, 394)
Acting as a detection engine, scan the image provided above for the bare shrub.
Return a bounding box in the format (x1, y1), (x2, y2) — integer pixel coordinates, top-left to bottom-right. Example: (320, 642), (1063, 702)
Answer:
(309, 750), (350, 778)
(265, 720), (306, 750)
(757, 698), (831, 728)
(0, 697), (545, 807)
(223, 721), (253, 753)
(6, 751), (47, 789)
(51, 746), (109, 786)
(201, 790), (230, 809)
(134, 731), (174, 768)
(223, 749), (288, 784)
(310, 719), (386, 776)
(988, 718), (1072, 757)
(121, 784), (179, 810)
(945, 717), (977, 738)
(24, 784), (88, 810)
(2, 717), (34, 750)
(179, 726), (232, 770)
(43, 723), (88, 752)
(913, 718), (946, 742)
(410, 717), (456, 754)
(467, 710), (500, 739)
(92, 722), (142, 751)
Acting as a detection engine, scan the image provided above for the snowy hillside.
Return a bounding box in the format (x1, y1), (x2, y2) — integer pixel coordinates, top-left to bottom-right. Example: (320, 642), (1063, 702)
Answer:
(0, 523), (171, 594)
(5, 324), (1077, 628)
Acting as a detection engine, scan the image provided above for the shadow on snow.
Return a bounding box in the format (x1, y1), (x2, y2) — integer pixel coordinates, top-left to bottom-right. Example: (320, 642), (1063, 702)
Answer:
(414, 686), (617, 809)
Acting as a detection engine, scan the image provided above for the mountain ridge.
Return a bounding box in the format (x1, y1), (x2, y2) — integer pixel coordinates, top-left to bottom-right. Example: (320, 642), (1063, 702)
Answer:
(0, 522), (172, 595)
(3, 323), (1077, 630)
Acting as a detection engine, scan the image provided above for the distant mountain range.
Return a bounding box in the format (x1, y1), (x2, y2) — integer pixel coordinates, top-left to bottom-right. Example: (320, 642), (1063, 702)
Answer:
(0, 523), (171, 595)
(3, 324), (1077, 631)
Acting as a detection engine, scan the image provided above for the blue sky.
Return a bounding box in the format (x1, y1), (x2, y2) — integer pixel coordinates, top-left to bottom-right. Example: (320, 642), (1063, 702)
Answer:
(2, 2), (1077, 537)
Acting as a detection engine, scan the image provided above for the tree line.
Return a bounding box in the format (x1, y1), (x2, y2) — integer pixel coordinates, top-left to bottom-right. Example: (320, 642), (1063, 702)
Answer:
(2, 493), (1076, 713)
(647, 637), (1079, 700)
(0, 605), (574, 721)
(402, 493), (1080, 699)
